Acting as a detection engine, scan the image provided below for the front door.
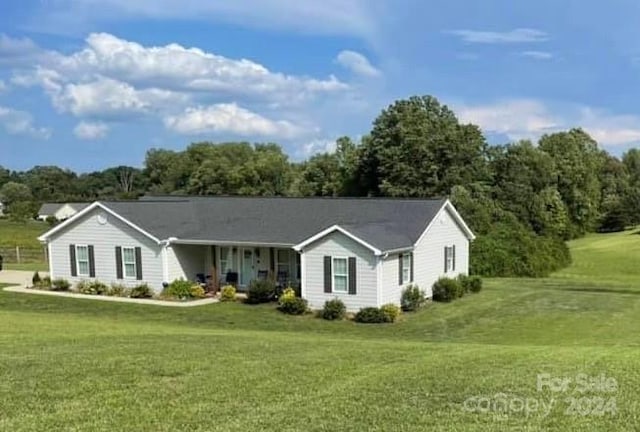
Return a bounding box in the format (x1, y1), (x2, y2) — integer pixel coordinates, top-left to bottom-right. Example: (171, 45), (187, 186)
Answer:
(241, 248), (254, 286)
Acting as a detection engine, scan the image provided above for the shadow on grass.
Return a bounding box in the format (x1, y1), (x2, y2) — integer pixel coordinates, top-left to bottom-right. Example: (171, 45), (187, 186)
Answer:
(558, 286), (640, 296)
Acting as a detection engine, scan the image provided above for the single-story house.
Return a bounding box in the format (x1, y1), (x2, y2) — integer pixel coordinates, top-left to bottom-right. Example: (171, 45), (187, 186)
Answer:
(38, 202), (91, 221)
(37, 196), (475, 311)
(0, 201), (4, 216)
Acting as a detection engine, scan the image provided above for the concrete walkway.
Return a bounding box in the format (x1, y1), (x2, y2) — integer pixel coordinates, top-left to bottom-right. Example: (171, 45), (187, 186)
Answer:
(0, 270), (219, 307)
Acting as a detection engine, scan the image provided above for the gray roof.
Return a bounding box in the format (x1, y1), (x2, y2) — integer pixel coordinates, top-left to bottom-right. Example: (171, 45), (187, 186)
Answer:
(38, 202), (90, 215)
(102, 196), (449, 252)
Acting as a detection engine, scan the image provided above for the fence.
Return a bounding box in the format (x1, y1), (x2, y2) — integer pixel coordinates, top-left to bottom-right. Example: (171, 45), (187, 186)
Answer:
(0, 246), (48, 264)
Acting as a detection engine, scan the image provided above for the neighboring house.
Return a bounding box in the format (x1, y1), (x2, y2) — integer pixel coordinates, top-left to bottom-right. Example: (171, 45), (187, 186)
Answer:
(38, 202), (90, 221)
(0, 201), (4, 216)
(37, 196), (475, 311)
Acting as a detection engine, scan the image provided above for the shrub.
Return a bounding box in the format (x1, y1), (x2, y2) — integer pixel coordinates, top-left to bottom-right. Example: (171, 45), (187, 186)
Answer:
(50, 278), (70, 291)
(280, 287), (296, 301)
(458, 274), (483, 294)
(354, 307), (388, 324)
(190, 285), (206, 299)
(400, 284), (426, 311)
(321, 298), (347, 320)
(163, 278), (195, 299)
(130, 283), (154, 299)
(76, 280), (109, 295)
(380, 303), (401, 323)
(37, 276), (51, 290)
(278, 296), (308, 315)
(219, 285), (237, 302)
(432, 277), (463, 302)
(32, 271), (41, 286)
(108, 283), (130, 297)
(245, 279), (276, 304)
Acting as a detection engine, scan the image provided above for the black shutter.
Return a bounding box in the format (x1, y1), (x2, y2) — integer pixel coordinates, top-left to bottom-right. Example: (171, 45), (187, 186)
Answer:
(410, 253), (414, 282)
(398, 253), (403, 285)
(115, 246), (123, 279)
(135, 247), (143, 280)
(444, 247), (448, 272)
(452, 245), (456, 272)
(323, 256), (332, 293)
(270, 247), (275, 274)
(88, 245), (96, 277)
(348, 257), (356, 295)
(69, 244), (77, 277)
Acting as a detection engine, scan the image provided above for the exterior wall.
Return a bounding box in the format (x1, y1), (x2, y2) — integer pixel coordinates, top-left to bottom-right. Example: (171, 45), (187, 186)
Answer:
(166, 244), (207, 282)
(380, 253), (407, 305)
(411, 206), (469, 298)
(302, 231), (378, 312)
(48, 207), (164, 292)
(54, 204), (79, 221)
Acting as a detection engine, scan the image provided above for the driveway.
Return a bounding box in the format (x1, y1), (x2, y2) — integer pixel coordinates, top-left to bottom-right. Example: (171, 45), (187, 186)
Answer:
(0, 270), (39, 287)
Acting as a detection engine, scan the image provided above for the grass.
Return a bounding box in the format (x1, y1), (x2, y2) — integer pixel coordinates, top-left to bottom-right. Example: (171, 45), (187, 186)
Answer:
(4, 262), (49, 271)
(2, 230), (640, 430)
(0, 219), (49, 269)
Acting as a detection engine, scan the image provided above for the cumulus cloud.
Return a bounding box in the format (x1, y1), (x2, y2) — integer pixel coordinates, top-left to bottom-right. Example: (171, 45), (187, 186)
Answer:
(335, 50), (381, 77)
(0, 106), (51, 139)
(298, 138), (338, 158)
(73, 121), (109, 140)
(164, 103), (303, 138)
(447, 28), (548, 44)
(456, 99), (640, 147)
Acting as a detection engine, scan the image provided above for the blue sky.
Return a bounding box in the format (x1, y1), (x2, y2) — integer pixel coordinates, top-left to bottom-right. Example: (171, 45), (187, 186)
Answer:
(2, 0), (640, 171)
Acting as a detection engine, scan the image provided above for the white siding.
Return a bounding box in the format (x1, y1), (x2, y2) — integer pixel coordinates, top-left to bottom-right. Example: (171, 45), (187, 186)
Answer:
(48, 207), (164, 292)
(380, 253), (408, 305)
(411, 206), (469, 297)
(166, 244), (207, 282)
(302, 231), (378, 312)
(55, 204), (79, 220)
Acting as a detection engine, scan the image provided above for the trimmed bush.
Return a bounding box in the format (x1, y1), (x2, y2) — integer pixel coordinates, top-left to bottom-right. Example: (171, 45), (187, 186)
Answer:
(108, 283), (130, 297)
(354, 307), (388, 324)
(400, 284), (426, 311)
(32, 271), (41, 286)
(130, 284), (154, 299)
(278, 296), (308, 315)
(322, 298), (347, 321)
(458, 274), (483, 294)
(190, 285), (206, 299)
(76, 280), (109, 295)
(380, 303), (401, 323)
(219, 285), (237, 302)
(50, 278), (70, 291)
(163, 279), (195, 299)
(432, 277), (463, 302)
(245, 279), (276, 304)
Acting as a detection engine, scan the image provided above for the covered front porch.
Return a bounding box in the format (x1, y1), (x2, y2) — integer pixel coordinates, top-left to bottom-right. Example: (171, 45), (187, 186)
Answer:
(165, 242), (301, 292)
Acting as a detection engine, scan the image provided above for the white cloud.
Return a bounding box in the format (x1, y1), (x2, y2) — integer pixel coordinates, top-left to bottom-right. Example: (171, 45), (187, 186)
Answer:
(447, 28), (549, 44)
(335, 50), (381, 77)
(73, 121), (109, 140)
(0, 106), (51, 139)
(298, 138), (338, 158)
(520, 50), (554, 60)
(164, 103), (303, 138)
(456, 99), (640, 147)
(0, 80), (6, 92)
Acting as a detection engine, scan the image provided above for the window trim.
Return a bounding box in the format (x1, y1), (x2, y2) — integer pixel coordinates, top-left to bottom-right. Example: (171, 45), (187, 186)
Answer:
(75, 244), (90, 277)
(331, 256), (349, 294)
(402, 253), (411, 284)
(445, 246), (455, 273)
(276, 249), (290, 276)
(121, 246), (137, 280)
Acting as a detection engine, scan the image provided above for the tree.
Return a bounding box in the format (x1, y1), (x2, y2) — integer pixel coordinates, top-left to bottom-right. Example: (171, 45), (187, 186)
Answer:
(357, 95), (488, 197)
(0, 181), (32, 206)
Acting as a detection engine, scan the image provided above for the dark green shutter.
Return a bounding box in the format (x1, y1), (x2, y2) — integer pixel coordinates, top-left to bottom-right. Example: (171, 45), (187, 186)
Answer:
(410, 253), (414, 282)
(323, 256), (332, 293)
(135, 247), (143, 280)
(115, 246), (123, 279)
(348, 257), (356, 295)
(270, 247), (275, 274)
(398, 253), (403, 285)
(452, 245), (456, 272)
(69, 244), (77, 277)
(88, 245), (95, 277)
(444, 247), (448, 272)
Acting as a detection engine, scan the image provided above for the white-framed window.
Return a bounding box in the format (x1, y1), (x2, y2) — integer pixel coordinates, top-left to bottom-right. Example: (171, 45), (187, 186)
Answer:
(332, 257), (348, 293)
(122, 247), (137, 279)
(219, 247), (238, 275)
(402, 253), (411, 284)
(277, 249), (290, 276)
(76, 245), (90, 276)
(445, 245), (455, 273)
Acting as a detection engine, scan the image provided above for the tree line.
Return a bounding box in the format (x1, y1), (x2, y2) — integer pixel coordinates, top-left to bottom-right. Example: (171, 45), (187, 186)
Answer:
(2, 95), (639, 277)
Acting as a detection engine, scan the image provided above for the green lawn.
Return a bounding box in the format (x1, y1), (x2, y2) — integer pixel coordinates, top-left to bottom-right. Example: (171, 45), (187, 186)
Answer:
(1, 231), (640, 430)
(0, 219), (49, 268)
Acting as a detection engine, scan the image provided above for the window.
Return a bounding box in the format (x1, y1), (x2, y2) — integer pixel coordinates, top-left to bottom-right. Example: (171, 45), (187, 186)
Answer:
(445, 245), (455, 273)
(219, 247), (238, 275)
(402, 253), (411, 284)
(122, 247), (137, 279)
(76, 245), (90, 276)
(332, 257), (348, 293)
(277, 249), (290, 276)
